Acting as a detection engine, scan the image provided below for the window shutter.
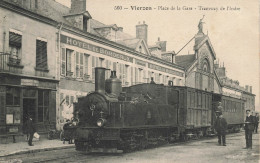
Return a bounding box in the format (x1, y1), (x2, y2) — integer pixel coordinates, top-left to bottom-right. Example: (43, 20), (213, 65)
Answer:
(76, 52), (79, 77)
(9, 32), (22, 47)
(92, 56), (96, 80)
(80, 53), (83, 78)
(84, 54), (89, 76)
(36, 40), (47, 69)
(66, 49), (72, 72)
(61, 48), (66, 75)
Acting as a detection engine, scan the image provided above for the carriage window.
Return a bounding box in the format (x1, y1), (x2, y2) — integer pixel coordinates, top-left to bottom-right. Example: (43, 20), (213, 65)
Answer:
(187, 91), (191, 107)
(222, 100), (225, 111)
(191, 92), (195, 107)
(197, 92), (201, 107)
(202, 93), (205, 108)
(195, 92), (197, 108)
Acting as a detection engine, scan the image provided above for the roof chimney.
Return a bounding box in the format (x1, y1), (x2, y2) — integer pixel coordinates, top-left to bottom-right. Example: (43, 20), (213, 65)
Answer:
(245, 85), (249, 91)
(249, 86), (252, 93)
(118, 27), (123, 32)
(70, 0), (86, 13)
(136, 21), (148, 44)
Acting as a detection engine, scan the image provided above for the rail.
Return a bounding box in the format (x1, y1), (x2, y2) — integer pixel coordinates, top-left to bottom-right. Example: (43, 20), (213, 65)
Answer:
(0, 52), (23, 73)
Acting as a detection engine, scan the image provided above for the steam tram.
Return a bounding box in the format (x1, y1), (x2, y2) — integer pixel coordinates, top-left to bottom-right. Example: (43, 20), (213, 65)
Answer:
(74, 67), (245, 153)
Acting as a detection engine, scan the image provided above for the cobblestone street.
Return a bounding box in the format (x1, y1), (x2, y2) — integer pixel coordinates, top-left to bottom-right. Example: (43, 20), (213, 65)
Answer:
(1, 131), (259, 163)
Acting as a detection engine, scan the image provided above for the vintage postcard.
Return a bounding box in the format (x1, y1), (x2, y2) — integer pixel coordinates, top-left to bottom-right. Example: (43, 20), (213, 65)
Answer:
(0, 0), (259, 162)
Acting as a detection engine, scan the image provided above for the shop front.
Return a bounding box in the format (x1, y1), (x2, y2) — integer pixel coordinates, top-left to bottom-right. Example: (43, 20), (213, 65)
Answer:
(0, 74), (58, 143)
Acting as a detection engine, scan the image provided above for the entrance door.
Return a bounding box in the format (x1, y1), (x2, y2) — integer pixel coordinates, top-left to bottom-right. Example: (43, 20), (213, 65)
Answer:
(23, 99), (36, 126)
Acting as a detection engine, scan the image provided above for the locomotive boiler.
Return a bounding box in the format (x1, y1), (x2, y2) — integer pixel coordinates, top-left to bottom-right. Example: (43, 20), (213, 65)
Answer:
(74, 67), (245, 153)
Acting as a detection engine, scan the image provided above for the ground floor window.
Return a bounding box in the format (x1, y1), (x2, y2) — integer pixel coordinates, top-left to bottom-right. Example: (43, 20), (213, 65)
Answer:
(38, 90), (49, 122)
(6, 87), (20, 106)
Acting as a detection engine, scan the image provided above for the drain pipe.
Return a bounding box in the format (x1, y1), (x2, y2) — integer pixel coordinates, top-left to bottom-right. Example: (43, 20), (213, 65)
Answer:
(56, 22), (63, 130)
(58, 22), (63, 81)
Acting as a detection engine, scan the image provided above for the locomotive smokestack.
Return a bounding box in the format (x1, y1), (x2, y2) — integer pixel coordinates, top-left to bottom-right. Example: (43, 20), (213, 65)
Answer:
(95, 67), (106, 94)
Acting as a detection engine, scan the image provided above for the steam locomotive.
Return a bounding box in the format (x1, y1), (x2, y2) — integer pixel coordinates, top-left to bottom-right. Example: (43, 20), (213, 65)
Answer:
(74, 67), (245, 153)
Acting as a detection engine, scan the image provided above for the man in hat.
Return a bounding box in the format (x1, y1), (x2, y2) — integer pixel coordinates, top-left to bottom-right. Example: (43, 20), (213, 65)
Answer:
(214, 111), (227, 146)
(25, 115), (36, 146)
(244, 109), (255, 149)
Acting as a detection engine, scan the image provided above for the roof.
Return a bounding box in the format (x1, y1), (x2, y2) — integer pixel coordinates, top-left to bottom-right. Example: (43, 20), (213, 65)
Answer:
(63, 11), (92, 18)
(162, 51), (175, 55)
(194, 34), (216, 59)
(90, 19), (136, 47)
(149, 45), (161, 49)
(117, 38), (141, 49)
(175, 54), (196, 69)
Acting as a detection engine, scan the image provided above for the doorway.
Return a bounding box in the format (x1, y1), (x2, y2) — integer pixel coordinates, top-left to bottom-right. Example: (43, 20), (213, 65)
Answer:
(23, 99), (36, 127)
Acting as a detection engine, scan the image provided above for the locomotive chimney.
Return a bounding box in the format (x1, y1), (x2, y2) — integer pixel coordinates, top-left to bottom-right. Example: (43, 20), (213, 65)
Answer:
(95, 67), (106, 94)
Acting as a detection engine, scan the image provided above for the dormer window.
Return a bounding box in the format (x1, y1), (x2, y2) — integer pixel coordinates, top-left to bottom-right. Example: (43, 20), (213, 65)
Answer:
(139, 46), (142, 52)
(83, 16), (89, 32)
(63, 11), (92, 32)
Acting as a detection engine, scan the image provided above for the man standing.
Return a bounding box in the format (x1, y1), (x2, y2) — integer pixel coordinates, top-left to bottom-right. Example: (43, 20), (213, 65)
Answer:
(254, 113), (259, 133)
(244, 110), (255, 149)
(214, 111), (227, 146)
(25, 116), (36, 146)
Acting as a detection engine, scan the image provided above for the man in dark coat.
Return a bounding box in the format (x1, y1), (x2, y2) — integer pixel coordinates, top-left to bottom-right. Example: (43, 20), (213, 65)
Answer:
(214, 111), (227, 146)
(25, 116), (36, 146)
(244, 110), (255, 149)
(254, 113), (259, 133)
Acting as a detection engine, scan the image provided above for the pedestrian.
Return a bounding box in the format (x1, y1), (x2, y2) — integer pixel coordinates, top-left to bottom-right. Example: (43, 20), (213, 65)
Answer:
(214, 111), (227, 146)
(23, 115), (29, 141)
(25, 115), (36, 146)
(63, 119), (73, 144)
(254, 113), (259, 133)
(244, 110), (255, 149)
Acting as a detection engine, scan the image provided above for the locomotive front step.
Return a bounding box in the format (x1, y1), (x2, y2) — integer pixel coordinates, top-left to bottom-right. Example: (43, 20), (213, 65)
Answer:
(89, 148), (123, 154)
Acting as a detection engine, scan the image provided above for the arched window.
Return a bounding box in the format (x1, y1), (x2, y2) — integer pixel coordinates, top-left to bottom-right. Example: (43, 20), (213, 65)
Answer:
(202, 59), (210, 73)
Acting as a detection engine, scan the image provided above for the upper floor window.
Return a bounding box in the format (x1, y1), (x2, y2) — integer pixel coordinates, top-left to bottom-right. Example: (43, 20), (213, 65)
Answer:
(61, 48), (73, 77)
(61, 48), (89, 79)
(9, 32), (22, 62)
(36, 39), (48, 70)
(75, 52), (84, 78)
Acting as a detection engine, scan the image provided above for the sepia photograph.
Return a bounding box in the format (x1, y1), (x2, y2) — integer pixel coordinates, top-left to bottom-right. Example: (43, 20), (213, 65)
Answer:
(0, 0), (259, 162)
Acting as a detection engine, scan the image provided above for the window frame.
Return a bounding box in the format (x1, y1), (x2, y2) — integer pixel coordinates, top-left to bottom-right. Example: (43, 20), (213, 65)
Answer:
(36, 39), (48, 70)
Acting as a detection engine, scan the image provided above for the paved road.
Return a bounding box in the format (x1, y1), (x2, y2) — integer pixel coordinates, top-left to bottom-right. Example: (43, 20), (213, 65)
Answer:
(1, 131), (259, 163)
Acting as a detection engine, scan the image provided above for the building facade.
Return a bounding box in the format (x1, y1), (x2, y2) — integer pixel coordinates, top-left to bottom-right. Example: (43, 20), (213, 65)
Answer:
(0, 0), (59, 142)
(215, 62), (255, 112)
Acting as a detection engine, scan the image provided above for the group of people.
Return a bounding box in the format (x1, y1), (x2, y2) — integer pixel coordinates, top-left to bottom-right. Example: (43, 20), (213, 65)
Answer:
(214, 102), (259, 149)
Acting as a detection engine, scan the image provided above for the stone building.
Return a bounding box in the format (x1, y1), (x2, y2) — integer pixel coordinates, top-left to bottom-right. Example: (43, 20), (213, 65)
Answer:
(215, 62), (255, 112)
(0, 0), (59, 142)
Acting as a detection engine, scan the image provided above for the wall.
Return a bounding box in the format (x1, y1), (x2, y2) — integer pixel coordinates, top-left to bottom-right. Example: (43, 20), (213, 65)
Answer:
(0, 8), (58, 79)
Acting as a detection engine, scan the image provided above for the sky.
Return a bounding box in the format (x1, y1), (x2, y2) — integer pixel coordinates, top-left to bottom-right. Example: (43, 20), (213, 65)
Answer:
(56, 0), (259, 111)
